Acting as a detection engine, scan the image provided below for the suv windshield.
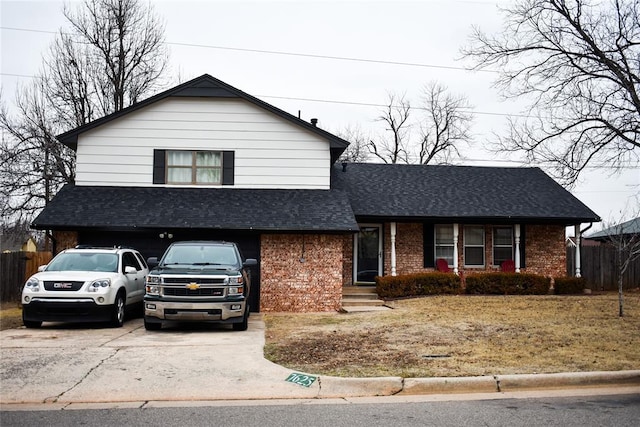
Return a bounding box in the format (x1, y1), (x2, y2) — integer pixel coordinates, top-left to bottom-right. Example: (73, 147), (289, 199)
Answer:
(46, 252), (118, 272)
(161, 245), (239, 267)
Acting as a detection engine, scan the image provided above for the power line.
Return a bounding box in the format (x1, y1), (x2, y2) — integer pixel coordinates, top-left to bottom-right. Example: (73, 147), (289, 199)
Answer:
(0, 25), (494, 74)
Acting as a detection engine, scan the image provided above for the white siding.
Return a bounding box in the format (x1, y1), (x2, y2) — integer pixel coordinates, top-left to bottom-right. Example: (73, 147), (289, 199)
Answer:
(75, 98), (332, 189)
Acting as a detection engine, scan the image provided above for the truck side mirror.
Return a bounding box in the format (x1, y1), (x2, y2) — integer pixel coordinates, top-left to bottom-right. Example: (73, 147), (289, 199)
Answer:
(147, 257), (159, 269)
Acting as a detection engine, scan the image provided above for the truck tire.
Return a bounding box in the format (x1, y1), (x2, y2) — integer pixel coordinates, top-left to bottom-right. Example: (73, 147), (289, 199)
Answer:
(144, 318), (162, 330)
(232, 307), (249, 331)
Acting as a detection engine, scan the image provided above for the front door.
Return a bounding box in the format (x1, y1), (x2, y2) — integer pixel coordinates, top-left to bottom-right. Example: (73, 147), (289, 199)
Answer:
(353, 224), (382, 284)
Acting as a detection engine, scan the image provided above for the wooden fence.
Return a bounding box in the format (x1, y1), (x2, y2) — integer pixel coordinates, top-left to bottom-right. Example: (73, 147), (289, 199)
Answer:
(567, 246), (639, 291)
(0, 252), (52, 303)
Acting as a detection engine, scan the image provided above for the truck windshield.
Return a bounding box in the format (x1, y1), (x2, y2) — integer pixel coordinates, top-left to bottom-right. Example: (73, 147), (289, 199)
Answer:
(161, 245), (239, 266)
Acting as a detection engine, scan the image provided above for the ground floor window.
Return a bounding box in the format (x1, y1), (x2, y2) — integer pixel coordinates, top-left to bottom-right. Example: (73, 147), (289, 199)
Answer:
(435, 224), (454, 266)
(464, 225), (484, 267)
(493, 226), (514, 266)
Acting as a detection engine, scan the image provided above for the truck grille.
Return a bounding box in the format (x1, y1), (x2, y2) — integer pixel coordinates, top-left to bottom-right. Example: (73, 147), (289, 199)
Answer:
(162, 287), (225, 297)
(43, 281), (84, 291)
(163, 277), (226, 285)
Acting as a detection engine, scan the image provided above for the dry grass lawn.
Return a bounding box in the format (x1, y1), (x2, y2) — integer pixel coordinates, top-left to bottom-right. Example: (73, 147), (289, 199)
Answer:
(264, 293), (640, 378)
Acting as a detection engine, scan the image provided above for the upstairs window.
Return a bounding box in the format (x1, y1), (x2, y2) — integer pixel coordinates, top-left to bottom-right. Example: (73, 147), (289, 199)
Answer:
(464, 225), (485, 267)
(167, 151), (222, 185)
(493, 226), (514, 266)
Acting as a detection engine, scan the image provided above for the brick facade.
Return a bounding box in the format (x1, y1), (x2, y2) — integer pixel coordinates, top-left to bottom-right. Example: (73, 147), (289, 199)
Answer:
(52, 231), (78, 253)
(260, 234), (343, 312)
(343, 222), (569, 283)
(521, 224), (567, 277)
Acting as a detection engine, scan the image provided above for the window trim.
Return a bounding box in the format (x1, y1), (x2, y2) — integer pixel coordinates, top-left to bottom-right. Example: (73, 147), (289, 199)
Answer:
(153, 149), (234, 186)
(463, 225), (485, 268)
(166, 150), (222, 185)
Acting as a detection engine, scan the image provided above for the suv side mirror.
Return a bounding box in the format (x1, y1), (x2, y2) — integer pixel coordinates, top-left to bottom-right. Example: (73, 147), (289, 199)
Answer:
(243, 258), (258, 268)
(147, 257), (159, 269)
(124, 266), (137, 274)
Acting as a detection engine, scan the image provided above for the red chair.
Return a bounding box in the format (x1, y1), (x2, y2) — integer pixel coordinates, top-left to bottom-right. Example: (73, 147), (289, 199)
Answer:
(501, 259), (515, 273)
(436, 258), (451, 273)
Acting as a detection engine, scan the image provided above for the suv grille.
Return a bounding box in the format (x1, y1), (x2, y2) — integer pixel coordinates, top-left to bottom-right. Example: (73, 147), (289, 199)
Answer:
(43, 281), (84, 291)
(162, 287), (225, 297)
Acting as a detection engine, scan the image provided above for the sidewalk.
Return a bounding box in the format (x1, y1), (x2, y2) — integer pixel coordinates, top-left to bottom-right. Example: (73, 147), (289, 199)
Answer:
(1, 316), (639, 408)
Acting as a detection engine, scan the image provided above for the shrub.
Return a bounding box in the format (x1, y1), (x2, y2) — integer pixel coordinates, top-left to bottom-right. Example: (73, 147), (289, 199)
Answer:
(376, 272), (462, 299)
(465, 273), (550, 295)
(554, 276), (586, 294)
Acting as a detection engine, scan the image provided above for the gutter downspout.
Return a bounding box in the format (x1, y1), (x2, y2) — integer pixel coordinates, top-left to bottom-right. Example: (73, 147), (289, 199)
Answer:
(576, 222), (594, 279)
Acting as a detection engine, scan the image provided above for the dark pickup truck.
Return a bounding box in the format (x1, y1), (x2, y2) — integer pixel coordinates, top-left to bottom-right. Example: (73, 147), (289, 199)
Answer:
(143, 241), (257, 331)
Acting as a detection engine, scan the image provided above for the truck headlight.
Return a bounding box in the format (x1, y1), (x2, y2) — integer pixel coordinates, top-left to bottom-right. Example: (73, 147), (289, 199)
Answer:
(228, 286), (244, 295)
(146, 275), (161, 284)
(24, 277), (40, 292)
(228, 276), (243, 285)
(146, 285), (160, 295)
(88, 278), (110, 292)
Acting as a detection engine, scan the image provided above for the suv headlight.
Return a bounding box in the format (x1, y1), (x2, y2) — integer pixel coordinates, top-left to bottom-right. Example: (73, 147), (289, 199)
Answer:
(24, 277), (40, 292)
(88, 278), (111, 292)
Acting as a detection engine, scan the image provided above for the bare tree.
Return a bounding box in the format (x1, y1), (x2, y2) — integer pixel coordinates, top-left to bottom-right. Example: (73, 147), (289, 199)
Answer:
(463, 0), (640, 186)
(337, 124), (371, 163)
(418, 82), (474, 165)
(600, 214), (640, 317)
(368, 86), (474, 165)
(0, 0), (169, 224)
(368, 93), (412, 164)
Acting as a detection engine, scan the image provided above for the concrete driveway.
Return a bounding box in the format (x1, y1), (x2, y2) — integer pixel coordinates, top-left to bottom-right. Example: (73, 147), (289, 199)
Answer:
(0, 316), (326, 404)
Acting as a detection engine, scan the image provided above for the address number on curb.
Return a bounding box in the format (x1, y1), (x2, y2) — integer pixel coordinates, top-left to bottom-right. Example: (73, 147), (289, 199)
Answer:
(285, 372), (317, 387)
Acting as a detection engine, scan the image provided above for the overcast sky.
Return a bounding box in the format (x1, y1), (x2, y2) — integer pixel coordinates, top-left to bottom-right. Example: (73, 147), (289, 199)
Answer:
(1, 0), (638, 233)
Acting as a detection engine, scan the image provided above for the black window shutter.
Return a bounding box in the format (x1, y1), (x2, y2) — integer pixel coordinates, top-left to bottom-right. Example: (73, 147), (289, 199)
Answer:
(519, 225), (526, 268)
(153, 150), (166, 184)
(222, 151), (235, 185)
(423, 223), (435, 268)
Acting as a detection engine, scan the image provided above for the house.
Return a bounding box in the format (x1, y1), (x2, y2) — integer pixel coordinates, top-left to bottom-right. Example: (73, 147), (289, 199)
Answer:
(31, 74), (601, 312)
(586, 217), (640, 242)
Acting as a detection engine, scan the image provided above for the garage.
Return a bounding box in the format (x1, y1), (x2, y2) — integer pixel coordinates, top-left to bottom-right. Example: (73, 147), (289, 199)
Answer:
(77, 229), (261, 312)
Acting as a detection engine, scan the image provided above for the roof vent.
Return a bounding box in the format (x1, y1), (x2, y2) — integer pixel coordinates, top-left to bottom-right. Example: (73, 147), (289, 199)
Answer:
(342, 162), (348, 172)
(310, 118), (318, 126)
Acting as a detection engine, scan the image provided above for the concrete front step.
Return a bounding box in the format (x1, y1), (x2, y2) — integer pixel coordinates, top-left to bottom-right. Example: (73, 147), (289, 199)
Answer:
(341, 299), (385, 307)
(342, 286), (377, 295)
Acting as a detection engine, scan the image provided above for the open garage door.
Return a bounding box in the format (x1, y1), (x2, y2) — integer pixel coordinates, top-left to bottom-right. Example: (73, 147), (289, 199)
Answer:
(78, 230), (261, 312)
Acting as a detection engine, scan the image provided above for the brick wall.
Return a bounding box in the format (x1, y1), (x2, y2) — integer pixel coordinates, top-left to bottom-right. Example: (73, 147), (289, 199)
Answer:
(522, 224), (567, 277)
(383, 223), (429, 276)
(260, 234), (343, 312)
(342, 235), (354, 286)
(53, 231), (78, 254)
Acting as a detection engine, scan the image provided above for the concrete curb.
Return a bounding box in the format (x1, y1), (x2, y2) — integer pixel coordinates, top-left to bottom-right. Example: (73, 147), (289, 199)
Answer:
(319, 370), (640, 397)
(401, 376), (497, 395)
(318, 376), (403, 398)
(496, 370), (640, 392)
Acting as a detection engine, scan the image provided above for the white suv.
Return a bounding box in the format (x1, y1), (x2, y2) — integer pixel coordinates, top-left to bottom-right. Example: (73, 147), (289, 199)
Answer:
(21, 246), (149, 328)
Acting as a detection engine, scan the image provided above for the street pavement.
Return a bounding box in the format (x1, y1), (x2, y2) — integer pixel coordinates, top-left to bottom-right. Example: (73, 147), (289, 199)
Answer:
(1, 316), (639, 409)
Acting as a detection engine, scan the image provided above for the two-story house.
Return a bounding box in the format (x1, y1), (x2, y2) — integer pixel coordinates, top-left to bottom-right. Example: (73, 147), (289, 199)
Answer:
(32, 74), (600, 312)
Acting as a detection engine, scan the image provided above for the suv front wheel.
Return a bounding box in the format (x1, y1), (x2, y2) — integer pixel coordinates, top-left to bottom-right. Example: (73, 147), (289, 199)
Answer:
(110, 292), (125, 328)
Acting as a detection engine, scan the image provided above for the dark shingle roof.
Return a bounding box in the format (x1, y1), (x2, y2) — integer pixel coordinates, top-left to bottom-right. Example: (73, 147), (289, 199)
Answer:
(331, 163), (600, 224)
(31, 186), (358, 232)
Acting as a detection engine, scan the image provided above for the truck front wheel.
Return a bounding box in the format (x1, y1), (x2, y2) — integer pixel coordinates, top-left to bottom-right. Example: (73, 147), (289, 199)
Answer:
(144, 318), (162, 330)
(232, 307), (249, 331)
